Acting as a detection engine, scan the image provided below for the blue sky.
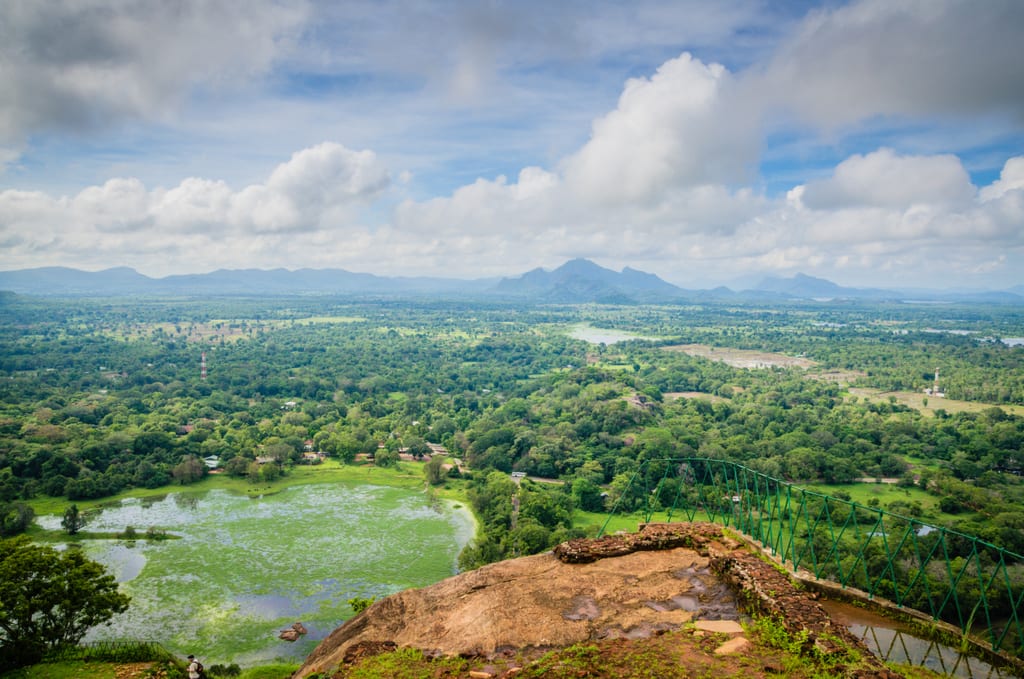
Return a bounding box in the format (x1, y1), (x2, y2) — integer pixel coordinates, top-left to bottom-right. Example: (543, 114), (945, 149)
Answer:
(1, 0), (1023, 289)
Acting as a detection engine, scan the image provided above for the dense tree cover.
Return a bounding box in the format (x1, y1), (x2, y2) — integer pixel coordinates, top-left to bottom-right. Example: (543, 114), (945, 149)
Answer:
(1, 294), (1023, 565)
(458, 471), (580, 569)
(0, 536), (130, 669)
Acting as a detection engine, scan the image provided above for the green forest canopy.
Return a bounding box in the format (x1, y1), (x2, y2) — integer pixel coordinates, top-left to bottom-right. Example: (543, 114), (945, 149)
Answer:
(1, 294), (1023, 565)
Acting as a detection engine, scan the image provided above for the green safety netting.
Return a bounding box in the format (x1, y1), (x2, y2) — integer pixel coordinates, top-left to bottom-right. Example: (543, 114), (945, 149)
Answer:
(599, 458), (1024, 657)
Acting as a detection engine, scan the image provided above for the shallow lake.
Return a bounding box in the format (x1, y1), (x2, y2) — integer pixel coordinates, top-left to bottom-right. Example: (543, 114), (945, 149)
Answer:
(39, 483), (475, 667)
(568, 324), (654, 345)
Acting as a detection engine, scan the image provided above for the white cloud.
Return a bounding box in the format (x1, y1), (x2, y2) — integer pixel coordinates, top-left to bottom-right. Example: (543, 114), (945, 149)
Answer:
(0, 0), (306, 144)
(0, 141), (389, 272)
(152, 179), (234, 233)
(563, 53), (757, 204)
(71, 178), (152, 233)
(980, 157), (1024, 201)
(800, 148), (975, 210)
(711, 151), (1024, 286)
(3, 2), (1024, 290)
(266, 144), (390, 209)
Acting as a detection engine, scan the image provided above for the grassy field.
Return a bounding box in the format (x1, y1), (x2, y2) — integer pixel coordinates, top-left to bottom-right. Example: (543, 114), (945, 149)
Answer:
(797, 481), (961, 521)
(847, 387), (1024, 417)
(664, 391), (731, 404)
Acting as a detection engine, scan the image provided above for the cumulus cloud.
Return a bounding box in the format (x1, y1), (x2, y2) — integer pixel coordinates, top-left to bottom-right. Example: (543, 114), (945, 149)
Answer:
(800, 148), (975, 210)
(980, 157), (1024, 201)
(0, 142), (389, 272)
(723, 153), (1024, 286)
(756, 0), (1024, 127)
(563, 53), (757, 204)
(4, 2), (1024, 288)
(0, 0), (306, 144)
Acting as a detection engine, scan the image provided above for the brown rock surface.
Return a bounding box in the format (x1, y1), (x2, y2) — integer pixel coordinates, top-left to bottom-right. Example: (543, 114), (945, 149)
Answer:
(714, 636), (752, 655)
(295, 545), (716, 677)
(293, 521), (898, 679)
(694, 620), (744, 635)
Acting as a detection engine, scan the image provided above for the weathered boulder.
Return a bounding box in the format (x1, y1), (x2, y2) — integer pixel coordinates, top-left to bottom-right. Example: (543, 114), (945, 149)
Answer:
(294, 544), (717, 678)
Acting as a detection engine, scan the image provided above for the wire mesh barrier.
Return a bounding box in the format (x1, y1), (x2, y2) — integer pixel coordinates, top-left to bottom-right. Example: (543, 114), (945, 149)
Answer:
(598, 458), (1024, 658)
(45, 640), (174, 663)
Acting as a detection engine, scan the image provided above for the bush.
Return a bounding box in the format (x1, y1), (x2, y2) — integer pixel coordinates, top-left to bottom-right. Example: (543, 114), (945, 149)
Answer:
(208, 662), (242, 677)
(347, 596), (376, 614)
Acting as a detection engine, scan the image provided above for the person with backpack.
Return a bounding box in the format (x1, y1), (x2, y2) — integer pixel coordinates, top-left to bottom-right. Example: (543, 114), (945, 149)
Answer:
(186, 654), (204, 679)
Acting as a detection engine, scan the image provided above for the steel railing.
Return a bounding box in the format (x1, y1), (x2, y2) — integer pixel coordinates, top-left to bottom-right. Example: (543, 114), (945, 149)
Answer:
(599, 458), (1024, 657)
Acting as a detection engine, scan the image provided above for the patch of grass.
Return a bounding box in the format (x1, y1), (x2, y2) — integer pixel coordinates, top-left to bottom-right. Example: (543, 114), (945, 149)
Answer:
(519, 644), (603, 678)
(334, 648), (467, 678)
(846, 387), (1024, 417)
(800, 481), (964, 523)
(0, 659), (179, 679)
(749, 615), (862, 678)
(236, 664), (299, 679)
(573, 509), (691, 536)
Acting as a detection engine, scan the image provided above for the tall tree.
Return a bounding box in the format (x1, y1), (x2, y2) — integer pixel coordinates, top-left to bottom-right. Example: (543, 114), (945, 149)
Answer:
(0, 537), (130, 668)
(61, 504), (85, 535)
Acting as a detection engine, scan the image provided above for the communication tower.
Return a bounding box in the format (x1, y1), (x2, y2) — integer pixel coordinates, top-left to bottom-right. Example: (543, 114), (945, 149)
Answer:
(201, 351), (207, 381)
(924, 368), (944, 398)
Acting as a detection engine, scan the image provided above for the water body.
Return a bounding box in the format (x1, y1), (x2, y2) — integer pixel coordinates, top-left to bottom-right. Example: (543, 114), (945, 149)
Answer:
(568, 324), (654, 345)
(39, 484), (475, 667)
(820, 600), (1016, 678)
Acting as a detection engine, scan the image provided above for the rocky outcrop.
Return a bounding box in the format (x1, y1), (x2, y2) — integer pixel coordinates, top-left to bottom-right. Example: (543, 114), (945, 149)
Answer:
(294, 529), (732, 678)
(292, 522), (896, 679)
(553, 521), (726, 562)
(558, 523), (899, 677)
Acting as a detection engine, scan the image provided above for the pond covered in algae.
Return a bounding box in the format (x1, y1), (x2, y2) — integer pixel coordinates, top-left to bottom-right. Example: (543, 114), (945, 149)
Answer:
(40, 483), (475, 666)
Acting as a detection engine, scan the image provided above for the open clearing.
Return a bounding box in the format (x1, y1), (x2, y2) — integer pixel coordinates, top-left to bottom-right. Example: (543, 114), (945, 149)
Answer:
(664, 391), (731, 404)
(848, 387), (1024, 417)
(663, 344), (816, 369)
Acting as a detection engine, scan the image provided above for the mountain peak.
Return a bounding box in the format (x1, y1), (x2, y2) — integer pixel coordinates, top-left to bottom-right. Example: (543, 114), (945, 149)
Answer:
(495, 259), (680, 302)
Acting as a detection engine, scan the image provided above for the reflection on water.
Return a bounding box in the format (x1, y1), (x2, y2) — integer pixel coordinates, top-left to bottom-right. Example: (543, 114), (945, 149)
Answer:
(821, 600), (1018, 678)
(103, 543), (147, 582)
(851, 625), (1014, 679)
(173, 493), (200, 511)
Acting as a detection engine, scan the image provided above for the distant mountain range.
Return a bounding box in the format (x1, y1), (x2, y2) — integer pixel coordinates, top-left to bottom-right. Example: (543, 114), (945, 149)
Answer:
(494, 258), (683, 303)
(0, 265), (488, 297)
(1, 261), (1022, 304)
